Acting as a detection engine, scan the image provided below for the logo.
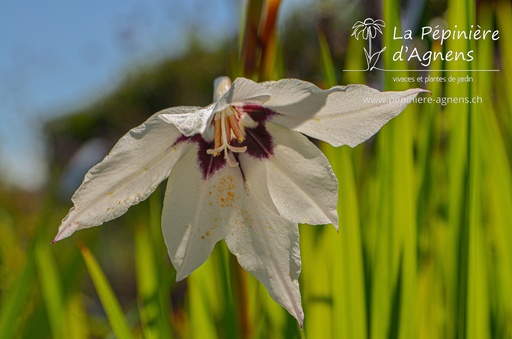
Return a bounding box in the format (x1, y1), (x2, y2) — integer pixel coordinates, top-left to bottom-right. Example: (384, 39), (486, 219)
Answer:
(345, 17), (500, 73)
(351, 18), (386, 71)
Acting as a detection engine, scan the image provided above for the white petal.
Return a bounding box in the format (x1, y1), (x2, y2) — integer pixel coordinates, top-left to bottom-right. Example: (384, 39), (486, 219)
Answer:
(159, 105), (214, 137)
(215, 77), (270, 112)
(262, 79), (428, 147)
(240, 123), (338, 228)
(54, 112), (187, 242)
(225, 193), (304, 327)
(259, 78), (327, 107)
(162, 145), (246, 281)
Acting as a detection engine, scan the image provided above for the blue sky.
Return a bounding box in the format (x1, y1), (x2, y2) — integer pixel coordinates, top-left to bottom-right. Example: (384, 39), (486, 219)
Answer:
(0, 0), (240, 190)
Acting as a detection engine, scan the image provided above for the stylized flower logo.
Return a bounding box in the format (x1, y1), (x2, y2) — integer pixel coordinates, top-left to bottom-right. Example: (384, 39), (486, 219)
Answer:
(352, 18), (385, 40)
(351, 18), (386, 71)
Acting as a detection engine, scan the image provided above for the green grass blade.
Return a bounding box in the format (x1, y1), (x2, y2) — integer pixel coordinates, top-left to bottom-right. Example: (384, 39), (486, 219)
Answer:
(35, 239), (65, 339)
(466, 3), (491, 339)
(444, 1), (471, 337)
(318, 29), (367, 339)
(65, 293), (90, 339)
(330, 146), (367, 339)
(187, 260), (221, 338)
(0, 194), (55, 339)
(135, 221), (172, 339)
(478, 20), (512, 333)
(0, 245), (36, 339)
(375, 2), (419, 338)
(318, 30), (337, 86)
(496, 0), (512, 137)
(80, 245), (134, 339)
(135, 192), (174, 339)
(300, 226), (334, 338)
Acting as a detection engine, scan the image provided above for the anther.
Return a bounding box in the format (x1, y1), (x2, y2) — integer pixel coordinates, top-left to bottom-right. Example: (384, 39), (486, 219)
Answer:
(228, 114), (245, 142)
(207, 108), (249, 166)
(213, 118), (222, 150)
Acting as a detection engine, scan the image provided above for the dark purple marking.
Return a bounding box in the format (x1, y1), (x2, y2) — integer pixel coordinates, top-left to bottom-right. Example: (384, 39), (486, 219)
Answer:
(194, 135), (227, 180)
(171, 134), (189, 147)
(171, 103), (277, 180)
(238, 104), (276, 122)
(172, 134), (226, 180)
(235, 104), (275, 159)
(239, 124), (274, 159)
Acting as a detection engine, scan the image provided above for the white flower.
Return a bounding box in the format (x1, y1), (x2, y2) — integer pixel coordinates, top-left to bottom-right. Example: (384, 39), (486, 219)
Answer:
(54, 76), (426, 326)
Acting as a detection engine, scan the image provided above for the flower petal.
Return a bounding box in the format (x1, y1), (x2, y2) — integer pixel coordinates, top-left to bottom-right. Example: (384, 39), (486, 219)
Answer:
(262, 79), (428, 147)
(240, 122), (338, 228)
(215, 77), (271, 112)
(374, 19), (385, 27)
(162, 144), (246, 280)
(225, 194), (304, 327)
(260, 78), (326, 107)
(369, 27), (377, 39)
(351, 24), (365, 39)
(159, 105), (214, 137)
(54, 112), (188, 242)
(352, 20), (364, 29)
(362, 28), (369, 40)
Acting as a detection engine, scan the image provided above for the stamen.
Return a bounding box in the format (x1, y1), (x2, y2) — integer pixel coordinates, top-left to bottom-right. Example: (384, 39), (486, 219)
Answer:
(228, 113), (245, 141)
(234, 106), (258, 130)
(224, 116), (231, 143)
(220, 111), (229, 148)
(207, 146), (223, 156)
(207, 108), (250, 166)
(227, 144), (247, 153)
(225, 150), (238, 167)
(213, 118), (222, 151)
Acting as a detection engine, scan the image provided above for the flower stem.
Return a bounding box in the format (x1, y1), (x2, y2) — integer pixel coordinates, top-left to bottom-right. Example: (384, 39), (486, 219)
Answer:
(367, 38), (373, 70)
(230, 254), (252, 339)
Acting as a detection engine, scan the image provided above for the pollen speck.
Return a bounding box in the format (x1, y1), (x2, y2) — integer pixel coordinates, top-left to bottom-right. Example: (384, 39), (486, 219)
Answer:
(213, 175), (236, 208)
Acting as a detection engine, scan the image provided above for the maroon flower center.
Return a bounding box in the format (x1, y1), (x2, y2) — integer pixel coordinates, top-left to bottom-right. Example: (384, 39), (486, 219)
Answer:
(175, 104), (276, 180)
